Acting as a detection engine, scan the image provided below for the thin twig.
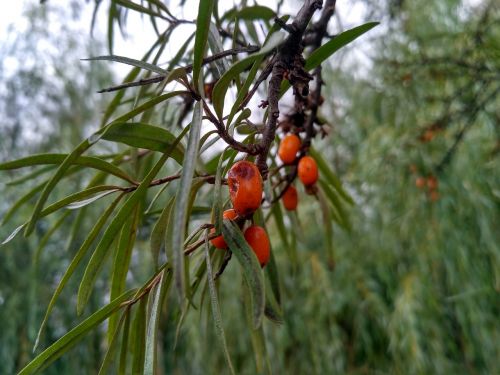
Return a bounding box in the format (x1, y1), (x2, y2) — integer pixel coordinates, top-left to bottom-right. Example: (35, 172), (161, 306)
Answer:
(98, 46), (259, 93)
(256, 0), (324, 177)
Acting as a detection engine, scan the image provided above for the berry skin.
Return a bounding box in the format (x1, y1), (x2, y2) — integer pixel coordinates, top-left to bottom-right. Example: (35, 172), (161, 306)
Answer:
(278, 134), (301, 165)
(210, 209), (238, 249)
(282, 185), (298, 211)
(244, 225), (271, 267)
(227, 161), (263, 216)
(415, 177), (426, 189)
(297, 156), (319, 186)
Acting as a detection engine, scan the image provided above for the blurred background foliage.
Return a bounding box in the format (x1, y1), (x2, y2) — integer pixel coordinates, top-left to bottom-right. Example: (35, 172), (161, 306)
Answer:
(0, 0), (498, 374)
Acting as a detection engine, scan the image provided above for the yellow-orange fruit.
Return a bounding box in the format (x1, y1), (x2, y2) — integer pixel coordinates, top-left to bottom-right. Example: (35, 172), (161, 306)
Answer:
(278, 134), (301, 164)
(415, 177), (426, 189)
(227, 161), (263, 216)
(210, 209), (238, 249)
(244, 225), (271, 267)
(282, 185), (298, 211)
(297, 156), (319, 186)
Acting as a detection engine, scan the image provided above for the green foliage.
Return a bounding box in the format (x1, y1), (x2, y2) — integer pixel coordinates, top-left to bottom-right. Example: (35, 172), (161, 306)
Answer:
(1, 0), (498, 375)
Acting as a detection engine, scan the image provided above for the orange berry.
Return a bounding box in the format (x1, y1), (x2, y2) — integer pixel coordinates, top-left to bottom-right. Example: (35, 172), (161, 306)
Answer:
(278, 134), (301, 164)
(227, 161), (263, 216)
(282, 185), (298, 211)
(297, 156), (319, 186)
(415, 177), (426, 189)
(429, 190), (440, 202)
(427, 175), (438, 190)
(210, 209), (238, 249)
(244, 225), (271, 267)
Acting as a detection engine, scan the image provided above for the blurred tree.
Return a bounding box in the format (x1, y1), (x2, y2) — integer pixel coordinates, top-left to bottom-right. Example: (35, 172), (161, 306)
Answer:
(312, 0), (499, 374)
(0, 2), (113, 374)
(0, 0), (498, 374)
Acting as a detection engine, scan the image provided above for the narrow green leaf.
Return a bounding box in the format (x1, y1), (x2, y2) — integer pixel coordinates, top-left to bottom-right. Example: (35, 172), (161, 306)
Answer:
(83, 55), (167, 75)
(150, 196), (175, 267)
(157, 67), (190, 94)
(221, 220), (265, 328)
(101, 38), (160, 125)
(167, 33), (195, 71)
(143, 270), (172, 375)
(309, 148), (354, 205)
(2, 186), (117, 246)
(305, 22), (379, 70)
(212, 31), (286, 118)
(242, 280), (270, 373)
(5, 165), (55, 186)
(222, 5), (276, 21)
(213, 148), (230, 234)
(1, 224), (25, 245)
(193, 0), (215, 90)
(53, 185), (122, 211)
(208, 22), (230, 78)
(97, 310), (128, 375)
(114, 0), (168, 20)
(280, 22), (379, 97)
(0, 153), (135, 184)
(66, 189), (120, 210)
(198, 130), (219, 155)
(118, 307), (132, 374)
(101, 122), (184, 163)
(264, 276), (283, 324)
(108, 206), (140, 342)
(33, 211), (71, 267)
(316, 186), (335, 261)
(1, 181), (45, 226)
(131, 297), (148, 375)
(33, 195), (124, 352)
(265, 246), (281, 305)
(77, 127), (188, 314)
(19, 289), (137, 375)
(143, 0), (170, 15)
(319, 180), (351, 230)
(25, 134), (116, 236)
(171, 102), (203, 302)
(109, 90), (189, 124)
(107, 1), (117, 54)
(203, 231), (236, 374)
(244, 19), (261, 45)
(271, 202), (289, 249)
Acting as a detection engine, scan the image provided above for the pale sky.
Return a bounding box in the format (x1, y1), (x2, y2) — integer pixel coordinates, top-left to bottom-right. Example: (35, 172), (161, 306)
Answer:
(0, 0), (369, 73)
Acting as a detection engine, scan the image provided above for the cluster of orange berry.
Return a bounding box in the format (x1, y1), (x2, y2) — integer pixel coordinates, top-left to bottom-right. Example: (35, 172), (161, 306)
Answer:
(210, 161), (270, 267)
(209, 133), (320, 266)
(415, 174), (439, 202)
(277, 133), (319, 210)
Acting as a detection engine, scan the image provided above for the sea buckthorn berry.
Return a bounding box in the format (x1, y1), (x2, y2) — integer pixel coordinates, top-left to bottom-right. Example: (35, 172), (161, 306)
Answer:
(415, 177), (426, 189)
(297, 156), (319, 186)
(278, 134), (301, 164)
(429, 190), (440, 202)
(244, 225), (271, 267)
(282, 185), (298, 211)
(227, 161), (263, 216)
(210, 209), (238, 249)
(427, 175), (438, 190)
